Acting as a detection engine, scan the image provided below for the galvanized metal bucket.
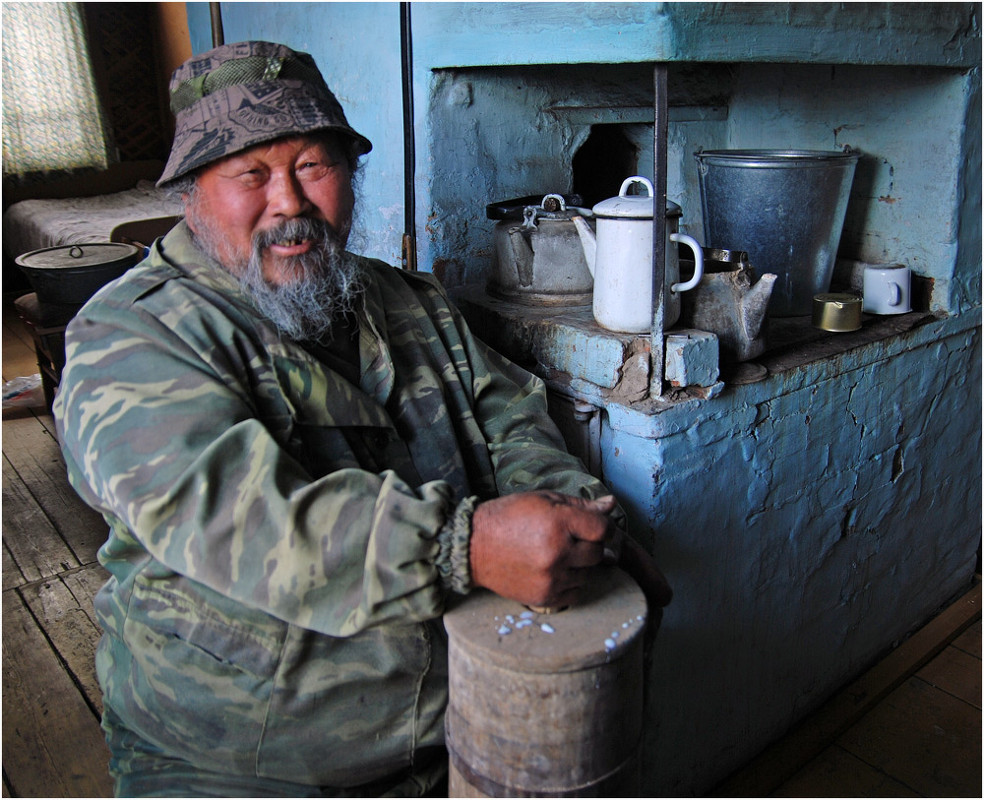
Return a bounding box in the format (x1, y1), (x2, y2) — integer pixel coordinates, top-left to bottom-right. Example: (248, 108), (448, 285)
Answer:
(695, 149), (860, 317)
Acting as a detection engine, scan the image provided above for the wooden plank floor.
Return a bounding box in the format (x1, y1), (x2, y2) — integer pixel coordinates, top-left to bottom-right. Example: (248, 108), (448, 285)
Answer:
(2, 298), (981, 798)
(3, 299), (115, 798)
(715, 584), (981, 797)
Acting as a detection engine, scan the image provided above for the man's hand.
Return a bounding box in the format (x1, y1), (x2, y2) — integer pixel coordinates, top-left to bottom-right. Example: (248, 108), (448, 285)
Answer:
(470, 491), (620, 609)
(470, 490), (673, 612)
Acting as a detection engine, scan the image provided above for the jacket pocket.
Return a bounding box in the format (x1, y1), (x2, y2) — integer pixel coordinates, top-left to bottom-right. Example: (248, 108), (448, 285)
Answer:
(113, 573), (287, 777)
(256, 621), (445, 787)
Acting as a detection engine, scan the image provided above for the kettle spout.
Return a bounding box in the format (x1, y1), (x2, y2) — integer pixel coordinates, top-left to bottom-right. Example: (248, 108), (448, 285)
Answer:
(571, 215), (597, 276)
(740, 273), (778, 339)
(507, 225), (533, 260)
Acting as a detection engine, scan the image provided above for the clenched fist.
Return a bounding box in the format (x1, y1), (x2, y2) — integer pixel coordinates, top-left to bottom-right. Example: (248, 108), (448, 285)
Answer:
(469, 490), (671, 610)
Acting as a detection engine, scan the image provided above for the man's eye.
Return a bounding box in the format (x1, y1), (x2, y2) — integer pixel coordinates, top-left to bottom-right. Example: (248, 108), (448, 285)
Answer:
(236, 169), (265, 184)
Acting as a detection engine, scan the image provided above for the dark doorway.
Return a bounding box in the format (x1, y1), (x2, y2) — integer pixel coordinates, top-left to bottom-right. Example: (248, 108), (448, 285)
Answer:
(572, 125), (639, 208)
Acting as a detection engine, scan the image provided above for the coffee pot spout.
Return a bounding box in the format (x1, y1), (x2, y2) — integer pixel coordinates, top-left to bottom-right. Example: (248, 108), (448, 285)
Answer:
(571, 215), (597, 276)
(740, 273), (778, 339)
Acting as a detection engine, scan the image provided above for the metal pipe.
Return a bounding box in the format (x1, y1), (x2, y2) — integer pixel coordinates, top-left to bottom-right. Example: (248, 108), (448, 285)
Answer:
(209, 3), (224, 48)
(400, 2), (417, 271)
(650, 64), (669, 397)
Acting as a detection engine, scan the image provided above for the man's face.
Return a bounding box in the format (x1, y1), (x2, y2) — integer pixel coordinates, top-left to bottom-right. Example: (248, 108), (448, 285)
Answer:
(184, 135), (355, 285)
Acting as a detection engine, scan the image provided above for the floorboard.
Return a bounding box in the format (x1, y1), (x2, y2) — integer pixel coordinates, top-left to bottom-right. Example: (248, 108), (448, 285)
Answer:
(837, 673), (982, 797)
(2, 453), (80, 582)
(953, 618), (982, 658)
(19, 565), (107, 715)
(2, 415), (107, 565)
(1, 589), (114, 798)
(771, 744), (920, 797)
(917, 643), (982, 708)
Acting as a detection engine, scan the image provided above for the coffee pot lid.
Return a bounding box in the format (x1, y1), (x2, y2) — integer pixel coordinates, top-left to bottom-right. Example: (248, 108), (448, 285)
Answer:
(592, 176), (682, 220)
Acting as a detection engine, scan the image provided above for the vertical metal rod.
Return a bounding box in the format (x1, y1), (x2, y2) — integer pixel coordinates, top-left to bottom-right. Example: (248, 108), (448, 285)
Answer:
(400, 2), (417, 271)
(209, 3), (224, 47)
(650, 64), (669, 397)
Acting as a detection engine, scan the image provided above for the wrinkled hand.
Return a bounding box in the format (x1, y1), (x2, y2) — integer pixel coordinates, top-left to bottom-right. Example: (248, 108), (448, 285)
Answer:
(470, 490), (673, 612)
(470, 491), (618, 609)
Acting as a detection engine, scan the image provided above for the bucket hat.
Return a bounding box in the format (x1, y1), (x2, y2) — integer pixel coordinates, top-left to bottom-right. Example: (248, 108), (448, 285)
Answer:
(158, 40), (372, 186)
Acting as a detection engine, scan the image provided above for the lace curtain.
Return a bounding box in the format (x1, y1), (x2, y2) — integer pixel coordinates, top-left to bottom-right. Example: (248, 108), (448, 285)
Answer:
(2, 2), (110, 176)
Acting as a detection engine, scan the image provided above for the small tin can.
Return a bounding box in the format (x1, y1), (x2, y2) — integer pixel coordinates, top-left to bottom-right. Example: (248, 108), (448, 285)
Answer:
(812, 293), (862, 332)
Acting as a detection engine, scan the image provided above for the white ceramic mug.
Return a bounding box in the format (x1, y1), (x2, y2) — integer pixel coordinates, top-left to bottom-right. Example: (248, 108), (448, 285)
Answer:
(863, 264), (911, 314)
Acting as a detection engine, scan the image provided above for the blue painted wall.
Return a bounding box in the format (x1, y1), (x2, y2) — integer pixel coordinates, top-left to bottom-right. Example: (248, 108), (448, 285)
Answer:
(600, 313), (980, 792)
(191, 2), (407, 264)
(182, 3), (981, 795)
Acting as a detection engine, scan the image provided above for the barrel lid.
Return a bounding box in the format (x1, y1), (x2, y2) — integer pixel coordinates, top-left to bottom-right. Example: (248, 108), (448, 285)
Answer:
(15, 242), (141, 270)
(444, 567), (647, 673)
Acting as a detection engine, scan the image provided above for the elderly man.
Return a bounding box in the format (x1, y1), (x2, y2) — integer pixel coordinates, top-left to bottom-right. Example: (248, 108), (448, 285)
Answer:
(54, 41), (669, 797)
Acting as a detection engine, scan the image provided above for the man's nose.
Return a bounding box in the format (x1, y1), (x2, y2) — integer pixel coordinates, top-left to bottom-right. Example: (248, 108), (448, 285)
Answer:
(267, 172), (311, 218)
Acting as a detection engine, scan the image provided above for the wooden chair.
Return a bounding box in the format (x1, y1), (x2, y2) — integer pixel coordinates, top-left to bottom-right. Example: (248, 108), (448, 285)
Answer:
(109, 215), (182, 249)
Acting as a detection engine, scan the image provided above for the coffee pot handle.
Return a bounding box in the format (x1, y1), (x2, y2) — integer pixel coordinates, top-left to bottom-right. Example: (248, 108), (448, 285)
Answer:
(670, 233), (704, 293)
(619, 176), (654, 197)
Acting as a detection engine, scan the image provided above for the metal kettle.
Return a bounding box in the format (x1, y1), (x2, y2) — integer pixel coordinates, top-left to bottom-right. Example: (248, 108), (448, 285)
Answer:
(488, 194), (595, 306)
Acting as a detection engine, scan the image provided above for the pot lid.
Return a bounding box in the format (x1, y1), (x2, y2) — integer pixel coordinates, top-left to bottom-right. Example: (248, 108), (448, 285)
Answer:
(15, 242), (141, 270)
(592, 176), (682, 219)
(487, 192), (587, 221)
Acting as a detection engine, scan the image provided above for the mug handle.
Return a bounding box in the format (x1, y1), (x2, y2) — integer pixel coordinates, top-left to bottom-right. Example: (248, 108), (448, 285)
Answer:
(670, 233), (704, 293)
(888, 281), (901, 306)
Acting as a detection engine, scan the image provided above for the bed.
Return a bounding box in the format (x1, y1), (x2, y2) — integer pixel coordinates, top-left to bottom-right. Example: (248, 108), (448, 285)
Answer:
(4, 161), (185, 408)
(3, 177), (184, 261)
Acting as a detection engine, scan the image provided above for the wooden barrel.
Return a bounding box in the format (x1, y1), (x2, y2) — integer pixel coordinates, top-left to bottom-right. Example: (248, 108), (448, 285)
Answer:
(444, 567), (647, 797)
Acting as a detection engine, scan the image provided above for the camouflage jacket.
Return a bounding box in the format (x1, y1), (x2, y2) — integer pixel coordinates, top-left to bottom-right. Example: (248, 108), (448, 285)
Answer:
(54, 222), (608, 791)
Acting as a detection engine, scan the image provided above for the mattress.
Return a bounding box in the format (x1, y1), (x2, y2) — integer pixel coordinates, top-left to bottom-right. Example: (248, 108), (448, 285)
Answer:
(2, 180), (184, 260)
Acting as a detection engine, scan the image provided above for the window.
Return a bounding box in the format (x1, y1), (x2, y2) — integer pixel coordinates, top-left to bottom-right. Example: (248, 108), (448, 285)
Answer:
(2, 2), (110, 176)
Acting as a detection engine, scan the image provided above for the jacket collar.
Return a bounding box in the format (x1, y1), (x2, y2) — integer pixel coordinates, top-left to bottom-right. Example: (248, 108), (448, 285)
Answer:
(155, 220), (397, 407)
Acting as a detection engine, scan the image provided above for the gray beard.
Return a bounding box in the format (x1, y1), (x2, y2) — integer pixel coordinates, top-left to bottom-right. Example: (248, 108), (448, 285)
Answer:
(194, 216), (365, 341)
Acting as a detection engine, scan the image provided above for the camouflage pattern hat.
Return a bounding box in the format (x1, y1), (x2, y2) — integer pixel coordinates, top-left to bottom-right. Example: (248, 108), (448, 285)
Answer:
(158, 41), (372, 186)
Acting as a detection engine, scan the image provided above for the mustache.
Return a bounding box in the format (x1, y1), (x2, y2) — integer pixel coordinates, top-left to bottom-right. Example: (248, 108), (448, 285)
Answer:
(239, 215), (364, 342)
(253, 217), (346, 252)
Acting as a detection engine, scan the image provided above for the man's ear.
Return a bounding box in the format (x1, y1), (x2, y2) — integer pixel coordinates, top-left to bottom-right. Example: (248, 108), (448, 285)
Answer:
(182, 197), (198, 235)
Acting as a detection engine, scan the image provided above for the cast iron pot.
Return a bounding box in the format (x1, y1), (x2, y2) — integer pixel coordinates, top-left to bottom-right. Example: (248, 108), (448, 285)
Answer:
(16, 242), (142, 305)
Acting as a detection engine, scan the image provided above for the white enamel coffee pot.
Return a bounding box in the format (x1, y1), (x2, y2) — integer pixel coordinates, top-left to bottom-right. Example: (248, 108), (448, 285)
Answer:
(573, 176), (704, 333)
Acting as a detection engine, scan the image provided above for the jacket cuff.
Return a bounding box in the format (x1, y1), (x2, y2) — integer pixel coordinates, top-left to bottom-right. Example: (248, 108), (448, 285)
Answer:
(436, 495), (478, 595)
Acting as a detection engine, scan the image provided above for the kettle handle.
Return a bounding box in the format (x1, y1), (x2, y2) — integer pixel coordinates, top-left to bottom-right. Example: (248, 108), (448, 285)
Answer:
(540, 193), (567, 210)
(670, 233), (704, 293)
(619, 176), (654, 197)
